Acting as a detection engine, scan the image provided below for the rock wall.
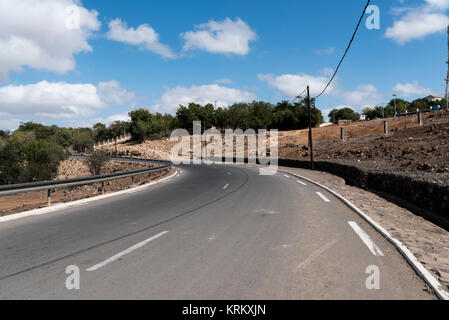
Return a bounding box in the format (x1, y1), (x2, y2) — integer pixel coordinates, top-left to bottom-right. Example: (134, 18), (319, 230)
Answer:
(276, 158), (449, 230)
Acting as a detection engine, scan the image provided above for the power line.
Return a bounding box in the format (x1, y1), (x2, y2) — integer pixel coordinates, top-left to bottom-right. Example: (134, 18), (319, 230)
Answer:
(290, 88), (307, 104)
(314, 0), (371, 99)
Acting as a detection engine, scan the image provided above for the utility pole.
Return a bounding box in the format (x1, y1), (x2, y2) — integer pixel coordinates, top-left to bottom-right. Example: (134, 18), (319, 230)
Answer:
(393, 93), (397, 116)
(306, 86), (314, 171)
(445, 25), (449, 109)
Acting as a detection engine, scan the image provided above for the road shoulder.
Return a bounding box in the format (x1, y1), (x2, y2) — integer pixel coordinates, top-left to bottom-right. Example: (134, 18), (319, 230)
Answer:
(278, 165), (449, 297)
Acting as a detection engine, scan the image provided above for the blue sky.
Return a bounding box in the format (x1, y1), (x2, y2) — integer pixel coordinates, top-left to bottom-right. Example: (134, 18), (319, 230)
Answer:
(1, 0), (449, 130)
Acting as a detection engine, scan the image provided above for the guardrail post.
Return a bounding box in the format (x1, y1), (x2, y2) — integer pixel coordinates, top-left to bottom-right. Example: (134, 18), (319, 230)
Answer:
(47, 189), (51, 206)
(340, 127), (345, 141)
(101, 181), (105, 195)
(132, 176), (135, 185)
(384, 121), (389, 135)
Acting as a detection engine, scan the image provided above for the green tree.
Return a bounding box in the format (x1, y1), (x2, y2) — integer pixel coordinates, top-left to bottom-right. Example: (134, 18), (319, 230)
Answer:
(129, 108), (154, 142)
(249, 101), (273, 129)
(109, 121), (130, 137)
(328, 107), (360, 123)
(213, 107), (228, 131)
(409, 98), (432, 111)
(227, 103), (251, 130)
(0, 130), (8, 138)
(72, 131), (94, 153)
(362, 106), (384, 119)
(93, 123), (112, 143)
(56, 128), (73, 148)
(0, 132), (66, 184)
(388, 98), (410, 115)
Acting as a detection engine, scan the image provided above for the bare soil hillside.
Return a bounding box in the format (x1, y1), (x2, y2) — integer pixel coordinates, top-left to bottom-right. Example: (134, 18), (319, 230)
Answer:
(281, 110), (449, 184)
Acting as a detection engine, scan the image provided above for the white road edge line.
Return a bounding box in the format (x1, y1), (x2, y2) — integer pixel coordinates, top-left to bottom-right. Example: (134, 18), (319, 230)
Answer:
(86, 231), (169, 272)
(280, 169), (449, 300)
(0, 169), (179, 224)
(316, 192), (331, 202)
(283, 174), (290, 178)
(348, 221), (384, 256)
(223, 184), (230, 190)
(297, 180), (307, 186)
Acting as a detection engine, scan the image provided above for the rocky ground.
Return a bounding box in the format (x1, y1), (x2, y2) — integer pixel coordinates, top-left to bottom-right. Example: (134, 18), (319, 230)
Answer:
(100, 138), (176, 160)
(280, 110), (449, 186)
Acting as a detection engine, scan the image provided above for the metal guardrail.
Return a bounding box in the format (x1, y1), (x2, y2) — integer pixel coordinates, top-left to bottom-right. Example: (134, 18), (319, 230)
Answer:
(0, 156), (172, 205)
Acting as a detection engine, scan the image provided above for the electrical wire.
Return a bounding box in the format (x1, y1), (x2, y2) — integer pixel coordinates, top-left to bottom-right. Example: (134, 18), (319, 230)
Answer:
(314, 0), (372, 99)
(290, 88), (308, 104)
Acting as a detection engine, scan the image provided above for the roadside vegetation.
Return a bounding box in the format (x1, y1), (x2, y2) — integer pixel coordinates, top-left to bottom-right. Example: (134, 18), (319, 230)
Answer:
(129, 99), (324, 142)
(84, 150), (110, 176)
(362, 98), (444, 120)
(0, 96), (442, 185)
(329, 98), (445, 123)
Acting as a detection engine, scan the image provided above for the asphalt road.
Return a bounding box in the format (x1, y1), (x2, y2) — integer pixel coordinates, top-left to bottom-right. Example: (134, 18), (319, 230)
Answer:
(0, 164), (435, 299)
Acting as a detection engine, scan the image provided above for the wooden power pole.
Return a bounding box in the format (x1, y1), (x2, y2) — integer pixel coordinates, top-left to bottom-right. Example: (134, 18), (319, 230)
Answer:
(446, 26), (449, 109)
(306, 86), (314, 171)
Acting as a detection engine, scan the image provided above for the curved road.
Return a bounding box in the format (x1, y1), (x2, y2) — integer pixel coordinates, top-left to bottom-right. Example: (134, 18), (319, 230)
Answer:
(0, 164), (435, 299)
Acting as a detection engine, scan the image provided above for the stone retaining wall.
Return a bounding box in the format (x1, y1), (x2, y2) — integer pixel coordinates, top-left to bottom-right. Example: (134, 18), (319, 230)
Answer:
(276, 158), (449, 230)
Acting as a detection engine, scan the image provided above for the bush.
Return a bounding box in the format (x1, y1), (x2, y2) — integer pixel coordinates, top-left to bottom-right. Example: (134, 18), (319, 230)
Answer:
(72, 131), (94, 153)
(84, 150), (110, 176)
(328, 107), (360, 123)
(0, 132), (66, 184)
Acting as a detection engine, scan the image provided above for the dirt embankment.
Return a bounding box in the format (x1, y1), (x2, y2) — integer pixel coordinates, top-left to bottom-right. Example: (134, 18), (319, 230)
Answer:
(280, 110), (449, 185)
(0, 159), (172, 216)
(103, 110), (449, 182)
(100, 139), (176, 160)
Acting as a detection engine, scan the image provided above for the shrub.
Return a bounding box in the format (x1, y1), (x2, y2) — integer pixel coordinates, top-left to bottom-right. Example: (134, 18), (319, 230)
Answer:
(0, 132), (66, 184)
(72, 131), (94, 153)
(84, 150), (110, 176)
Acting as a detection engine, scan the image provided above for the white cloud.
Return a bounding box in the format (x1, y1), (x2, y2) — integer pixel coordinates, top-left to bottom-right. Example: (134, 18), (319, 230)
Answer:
(0, 80), (134, 121)
(258, 72), (382, 108)
(315, 47), (335, 56)
(0, 118), (21, 131)
(106, 112), (131, 123)
(98, 80), (135, 106)
(181, 18), (257, 55)
(426, 0), (449, 10)
(386, 1), (449, 44)
(386, 12), (449, 44)
(393, 80), (436, 97)
(339, 84), (382, 105)
(258, 73), (334, 97)
(320, 67), (334, 76)
(152, 84), (257, 114)
(0, 0), (100, 81)
(107, 18), (176, 59)
(213, 78), (233, 84)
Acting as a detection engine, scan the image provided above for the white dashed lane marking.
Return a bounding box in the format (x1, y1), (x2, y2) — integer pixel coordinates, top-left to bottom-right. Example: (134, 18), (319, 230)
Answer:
(348, 222), (384, 256)
(86, 231), (169, 272)
(316, 192), (331, 202)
